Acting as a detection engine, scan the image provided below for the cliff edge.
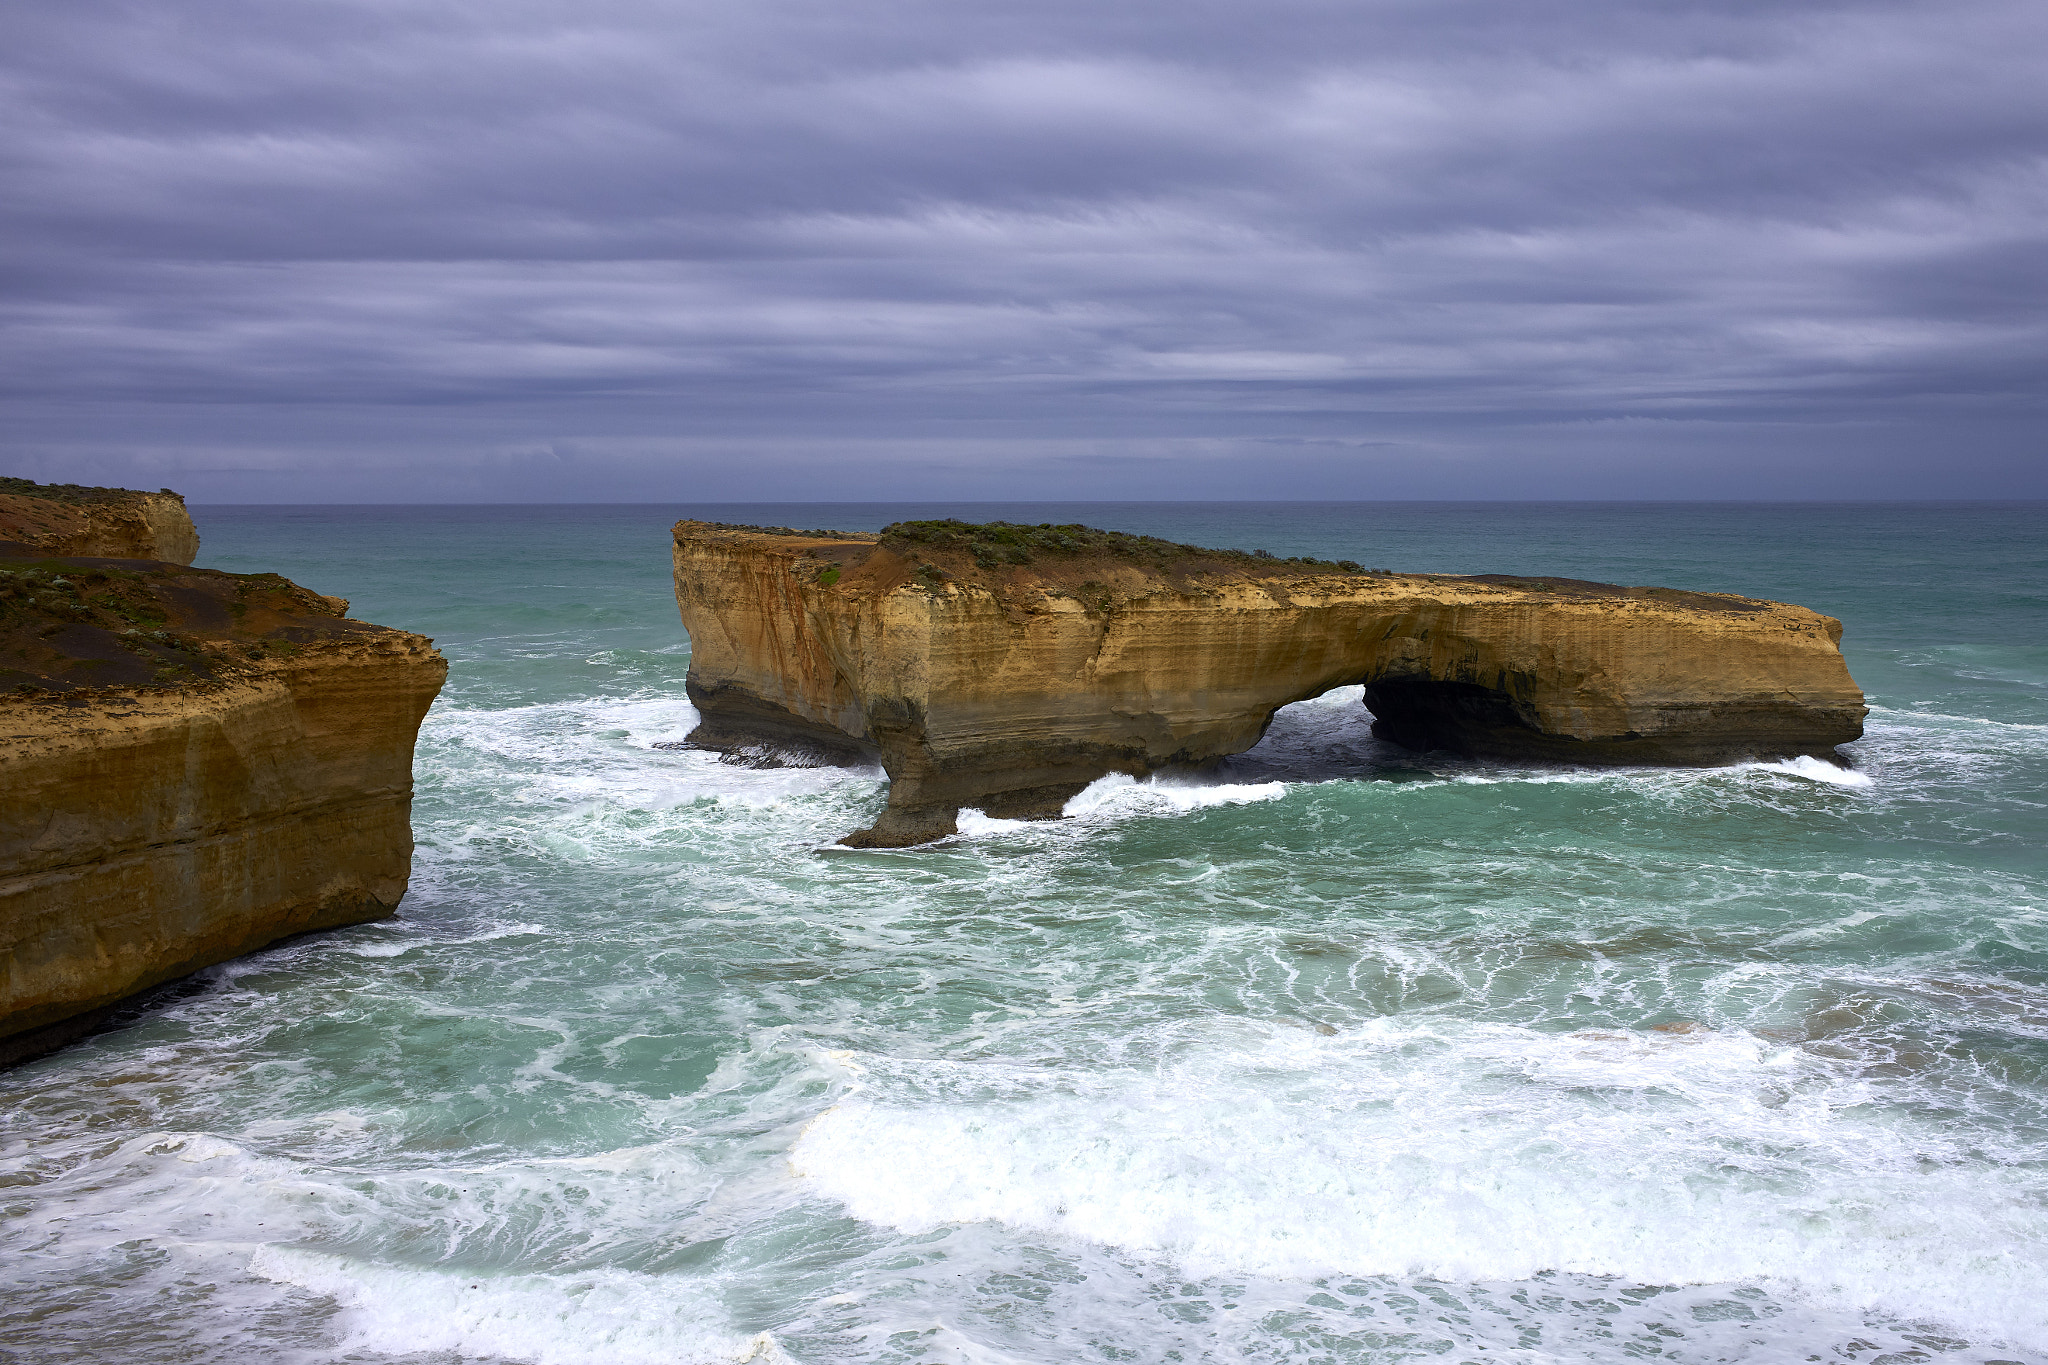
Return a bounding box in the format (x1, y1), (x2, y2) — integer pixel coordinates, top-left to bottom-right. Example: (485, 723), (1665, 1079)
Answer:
(0, 505), (446, 1063)
(674, 519), (1867, 847)
(0, 476), (201, 564)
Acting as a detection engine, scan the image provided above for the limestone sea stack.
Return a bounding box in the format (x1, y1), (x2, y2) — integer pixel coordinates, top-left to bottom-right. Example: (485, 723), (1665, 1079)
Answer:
(674, 519), (1868, 847)
(0, 476), (202, 564)
(0, 490), (445, 1064)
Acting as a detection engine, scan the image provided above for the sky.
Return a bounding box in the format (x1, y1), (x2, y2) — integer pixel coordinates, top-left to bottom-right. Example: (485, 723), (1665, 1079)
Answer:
(3, 0), (2044, 502)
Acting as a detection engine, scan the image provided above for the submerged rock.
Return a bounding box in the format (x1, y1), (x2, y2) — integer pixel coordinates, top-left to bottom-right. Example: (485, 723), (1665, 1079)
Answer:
(672, 518), (1868, 848)
(0, 499), (445, 1064)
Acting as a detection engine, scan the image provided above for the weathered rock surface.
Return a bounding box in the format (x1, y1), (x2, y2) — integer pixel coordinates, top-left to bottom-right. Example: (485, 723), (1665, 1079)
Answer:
(674, 519), (1867, 847)
(0, 525), (445, 1063)
(0, 477), (201, 564)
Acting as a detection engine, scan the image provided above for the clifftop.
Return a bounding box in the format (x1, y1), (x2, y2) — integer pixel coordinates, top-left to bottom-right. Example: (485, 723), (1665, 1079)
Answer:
(0, 477), (200, 565)
(881, 517), (1367, 575)
(0, 544), (367, 696)
(679, 518), (1787, 618)
(0, 476), (182, 506)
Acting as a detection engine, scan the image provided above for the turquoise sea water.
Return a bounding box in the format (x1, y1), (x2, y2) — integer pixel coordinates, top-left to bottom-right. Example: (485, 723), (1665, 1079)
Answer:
(3, 501), (2045, 1365)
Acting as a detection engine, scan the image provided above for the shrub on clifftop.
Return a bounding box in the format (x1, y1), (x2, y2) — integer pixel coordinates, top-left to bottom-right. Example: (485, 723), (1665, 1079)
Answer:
(878, 519), (1366, 573)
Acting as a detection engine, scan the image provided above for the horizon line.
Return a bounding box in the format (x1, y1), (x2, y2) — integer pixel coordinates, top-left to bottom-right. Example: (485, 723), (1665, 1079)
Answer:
(182, 496), (2048, 507)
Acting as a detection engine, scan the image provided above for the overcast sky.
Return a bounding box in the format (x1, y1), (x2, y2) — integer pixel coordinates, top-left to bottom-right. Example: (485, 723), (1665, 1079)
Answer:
(3, 0), (2043, 501)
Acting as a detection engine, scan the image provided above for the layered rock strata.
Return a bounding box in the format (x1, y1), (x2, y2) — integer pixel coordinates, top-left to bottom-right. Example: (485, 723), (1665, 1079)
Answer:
(0, 476), (201, 564)
(674, 519), (1867, 847)
(0, 525), (445, 1063)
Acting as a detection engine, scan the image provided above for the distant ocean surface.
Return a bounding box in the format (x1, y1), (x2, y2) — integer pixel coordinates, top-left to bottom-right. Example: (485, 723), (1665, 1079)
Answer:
(5, 500), (2046, 1365)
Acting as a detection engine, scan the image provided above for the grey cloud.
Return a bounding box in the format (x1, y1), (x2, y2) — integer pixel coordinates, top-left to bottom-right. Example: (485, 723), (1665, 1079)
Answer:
(1, 0), (2043, 498)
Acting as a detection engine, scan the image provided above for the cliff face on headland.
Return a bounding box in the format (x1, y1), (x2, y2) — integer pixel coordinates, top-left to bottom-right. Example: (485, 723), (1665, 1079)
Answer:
(0, 501), (445, 1063)
(0, 476), (201, 564)
(674, 519), (1867, 847)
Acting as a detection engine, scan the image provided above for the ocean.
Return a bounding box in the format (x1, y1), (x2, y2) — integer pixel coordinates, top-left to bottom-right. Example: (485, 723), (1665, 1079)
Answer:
(3, 501), (2044, 1365)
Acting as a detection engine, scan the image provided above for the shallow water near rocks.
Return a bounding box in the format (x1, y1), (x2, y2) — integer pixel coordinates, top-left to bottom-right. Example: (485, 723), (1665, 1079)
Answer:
(4, 501), (2045, 1365)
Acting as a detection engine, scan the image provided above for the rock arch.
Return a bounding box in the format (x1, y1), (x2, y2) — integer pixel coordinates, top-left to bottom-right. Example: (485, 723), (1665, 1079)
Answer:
(673, 523), (1867, 847)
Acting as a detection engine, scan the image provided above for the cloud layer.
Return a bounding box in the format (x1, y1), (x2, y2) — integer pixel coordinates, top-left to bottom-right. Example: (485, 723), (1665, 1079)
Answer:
(4, 0), (2044, 499)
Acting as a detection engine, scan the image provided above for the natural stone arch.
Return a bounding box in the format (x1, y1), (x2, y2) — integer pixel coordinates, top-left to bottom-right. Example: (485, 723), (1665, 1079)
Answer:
(673, 522), (1867, 847)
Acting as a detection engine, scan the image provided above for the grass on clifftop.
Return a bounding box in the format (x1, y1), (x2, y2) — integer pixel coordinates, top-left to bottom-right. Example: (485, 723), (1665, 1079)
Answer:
(690, 521), (851, 540)
(880, 519), (1368, 574)
(0, 476), (178, 506)
(0, 558), (353, 694)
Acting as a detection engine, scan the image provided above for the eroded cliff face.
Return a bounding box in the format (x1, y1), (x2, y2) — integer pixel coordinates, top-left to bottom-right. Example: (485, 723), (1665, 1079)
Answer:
(0, 477), (201, 564)
(0, 540), (445, 1062)
(675, 520), (1868, 847)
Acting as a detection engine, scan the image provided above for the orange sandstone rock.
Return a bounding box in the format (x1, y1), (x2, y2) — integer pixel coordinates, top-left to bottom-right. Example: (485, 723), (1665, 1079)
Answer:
(0, 509), (444, 1062)
(0, 477), (201, 564)
(673, 519), (1866, 847)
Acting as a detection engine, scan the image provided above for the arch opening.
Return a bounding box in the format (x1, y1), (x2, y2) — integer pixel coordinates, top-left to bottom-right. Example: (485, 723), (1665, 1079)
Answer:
(1361, 678), (1541, 759)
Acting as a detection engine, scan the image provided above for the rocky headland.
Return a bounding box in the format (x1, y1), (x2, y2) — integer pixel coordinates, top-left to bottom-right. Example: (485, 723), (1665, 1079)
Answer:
(0, 476), (202, 564)
(0, 484), (445, 1064)
(674, 518), (1868, 847)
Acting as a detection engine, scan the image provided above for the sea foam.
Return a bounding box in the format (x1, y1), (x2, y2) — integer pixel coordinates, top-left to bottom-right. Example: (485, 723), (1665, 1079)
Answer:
(791, 1020), (2048, 1350)
(1752, 755), (1874, 787)
(250, 1247), (793, 1365)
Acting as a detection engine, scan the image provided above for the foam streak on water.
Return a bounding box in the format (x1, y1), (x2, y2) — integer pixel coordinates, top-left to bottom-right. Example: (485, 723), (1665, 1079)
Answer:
(3, 502), (2045, 1365)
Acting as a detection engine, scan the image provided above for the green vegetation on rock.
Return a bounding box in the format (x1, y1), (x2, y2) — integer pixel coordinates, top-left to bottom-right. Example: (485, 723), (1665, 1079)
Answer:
(0, 557), (352, 693)
(0, 476), (178, 506)
(698, 522), (848, 539)
(879, 519), (1368, 573)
